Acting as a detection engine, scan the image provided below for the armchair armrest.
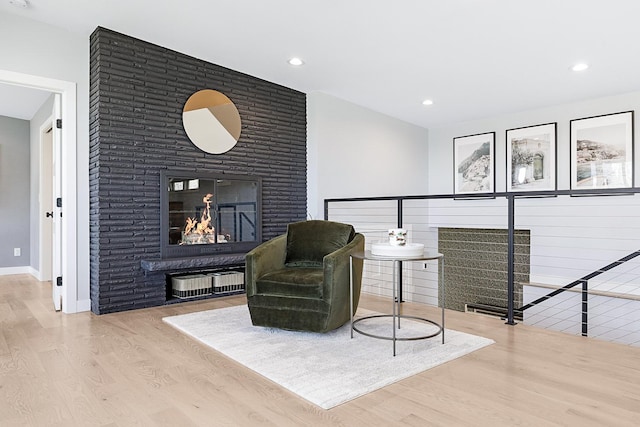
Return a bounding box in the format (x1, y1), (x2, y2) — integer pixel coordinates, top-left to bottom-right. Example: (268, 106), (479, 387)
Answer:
(322, 233), (365, 304)
(245, 234), (287, 296)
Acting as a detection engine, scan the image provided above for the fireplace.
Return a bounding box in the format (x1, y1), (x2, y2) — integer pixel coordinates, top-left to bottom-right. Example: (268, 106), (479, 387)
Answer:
(160, 171), (262, 259)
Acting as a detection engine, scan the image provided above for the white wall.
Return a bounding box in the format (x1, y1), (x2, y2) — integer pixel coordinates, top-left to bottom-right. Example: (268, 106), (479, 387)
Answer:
(0, 12), (90, 305)
(307, 92), (429, 219)
(427, 90), (640, 290)
(308, 93), (435, 306)
(428, 90), (640, 194)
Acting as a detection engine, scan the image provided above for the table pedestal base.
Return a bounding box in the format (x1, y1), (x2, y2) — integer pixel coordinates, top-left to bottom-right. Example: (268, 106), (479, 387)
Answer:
(350, 250), (445, 356)
(352, 314), (443, 356)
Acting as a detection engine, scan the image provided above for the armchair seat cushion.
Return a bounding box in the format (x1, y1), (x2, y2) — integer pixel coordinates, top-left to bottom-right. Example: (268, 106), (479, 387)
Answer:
(256, 268), (324, 299)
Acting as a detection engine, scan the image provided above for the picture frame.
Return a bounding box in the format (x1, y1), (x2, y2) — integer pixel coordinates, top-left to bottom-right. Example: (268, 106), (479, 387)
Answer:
(453, 132), (495, 195)
(506, 123), (557, 192)
(570, 111), (634, 190)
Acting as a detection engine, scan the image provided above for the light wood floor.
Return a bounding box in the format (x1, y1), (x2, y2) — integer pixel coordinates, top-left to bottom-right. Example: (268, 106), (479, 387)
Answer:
(1, 274), (639, 426)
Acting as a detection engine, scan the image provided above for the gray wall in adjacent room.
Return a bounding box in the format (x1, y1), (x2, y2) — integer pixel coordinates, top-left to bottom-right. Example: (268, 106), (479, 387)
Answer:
(0, 115), (30, 268)
(90, 28), (307, 314)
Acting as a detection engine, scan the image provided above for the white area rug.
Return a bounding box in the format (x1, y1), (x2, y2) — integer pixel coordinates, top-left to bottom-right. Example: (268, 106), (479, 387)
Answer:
(163, 305), (494, 409)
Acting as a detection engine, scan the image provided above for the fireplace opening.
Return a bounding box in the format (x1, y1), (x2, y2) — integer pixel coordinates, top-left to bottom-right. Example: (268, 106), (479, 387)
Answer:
(160, 171), (262, 259)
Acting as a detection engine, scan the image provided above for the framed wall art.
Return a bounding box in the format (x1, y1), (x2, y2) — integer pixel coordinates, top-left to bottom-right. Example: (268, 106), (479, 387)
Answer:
(570, 111), (634, 190)
(506, 122), (557, 192)
(453, 132), (495, 195)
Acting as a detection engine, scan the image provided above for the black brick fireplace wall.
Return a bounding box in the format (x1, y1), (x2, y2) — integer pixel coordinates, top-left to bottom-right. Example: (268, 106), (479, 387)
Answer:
(89, 27), (307, 314)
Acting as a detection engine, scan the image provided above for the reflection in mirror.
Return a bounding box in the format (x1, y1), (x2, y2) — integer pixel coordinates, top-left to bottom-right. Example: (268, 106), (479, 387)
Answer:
(182, 89), (241, 154)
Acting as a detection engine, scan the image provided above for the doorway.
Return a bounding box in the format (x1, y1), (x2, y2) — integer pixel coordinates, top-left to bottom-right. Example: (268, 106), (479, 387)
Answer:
(0, 69), (79, 313)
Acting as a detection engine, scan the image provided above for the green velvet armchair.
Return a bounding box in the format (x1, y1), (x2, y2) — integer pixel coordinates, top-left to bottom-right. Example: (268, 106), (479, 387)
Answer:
(245, 220), (365, 333)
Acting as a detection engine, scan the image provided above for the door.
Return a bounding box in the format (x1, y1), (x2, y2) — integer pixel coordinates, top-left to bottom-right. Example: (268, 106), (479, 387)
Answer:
(52, 94), (63, 311)
(40, 124), (54, 281)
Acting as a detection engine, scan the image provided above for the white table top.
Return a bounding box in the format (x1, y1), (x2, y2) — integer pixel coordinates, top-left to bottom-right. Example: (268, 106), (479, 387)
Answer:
(352, 250), (443, 262)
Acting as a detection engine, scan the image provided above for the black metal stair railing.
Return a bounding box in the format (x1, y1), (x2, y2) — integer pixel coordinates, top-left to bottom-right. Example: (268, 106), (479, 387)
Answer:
(515, 249), (640, 336)
(325, 186), (640, 338)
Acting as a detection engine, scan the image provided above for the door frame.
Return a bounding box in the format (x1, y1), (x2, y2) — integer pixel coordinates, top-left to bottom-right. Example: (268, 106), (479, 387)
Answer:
(0, 69), (78, 313)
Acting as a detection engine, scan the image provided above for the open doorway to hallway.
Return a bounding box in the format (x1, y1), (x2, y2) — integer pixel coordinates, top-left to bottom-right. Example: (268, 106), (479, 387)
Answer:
(0, 70), (78, 313)
(0, 82), (59, 309)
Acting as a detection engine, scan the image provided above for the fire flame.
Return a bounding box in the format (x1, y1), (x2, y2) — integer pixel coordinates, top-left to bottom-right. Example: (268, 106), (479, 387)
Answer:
(183, 193), (215, 241)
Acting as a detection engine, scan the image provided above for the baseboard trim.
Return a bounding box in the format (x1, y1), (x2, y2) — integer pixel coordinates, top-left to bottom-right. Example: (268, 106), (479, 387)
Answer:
(0, 266), (31, 276)
(28, 267), (41, 280)
(76, 299), (91, 313)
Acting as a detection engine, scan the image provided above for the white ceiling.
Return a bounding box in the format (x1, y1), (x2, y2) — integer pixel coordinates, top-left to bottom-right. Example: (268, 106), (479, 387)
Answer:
(0, 83), (51, 120)
(2, 0), (640, 128)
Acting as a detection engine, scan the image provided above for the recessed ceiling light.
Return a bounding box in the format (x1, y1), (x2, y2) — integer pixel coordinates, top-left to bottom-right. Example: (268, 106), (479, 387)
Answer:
(571, 63), (589, 72)
(9, 0), (29, 8)
(288, 57), (304, 66)
(422, 99), (434, 106)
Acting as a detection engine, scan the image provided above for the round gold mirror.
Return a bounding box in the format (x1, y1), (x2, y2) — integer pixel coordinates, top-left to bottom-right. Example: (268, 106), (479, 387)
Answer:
(182, 89), (241, 154)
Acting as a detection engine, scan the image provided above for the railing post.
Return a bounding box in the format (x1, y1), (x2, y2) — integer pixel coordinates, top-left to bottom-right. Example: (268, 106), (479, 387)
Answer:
(582, 280), (588, 337)
(506, 195), (516, 325)
(398, 199), (404, 303)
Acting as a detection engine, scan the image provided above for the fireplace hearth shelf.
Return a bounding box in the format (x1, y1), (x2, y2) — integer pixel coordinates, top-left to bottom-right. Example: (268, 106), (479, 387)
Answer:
(164, 288), (246, 305)
(141, 253), (246, 273)
(143, 253), (248, 305)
